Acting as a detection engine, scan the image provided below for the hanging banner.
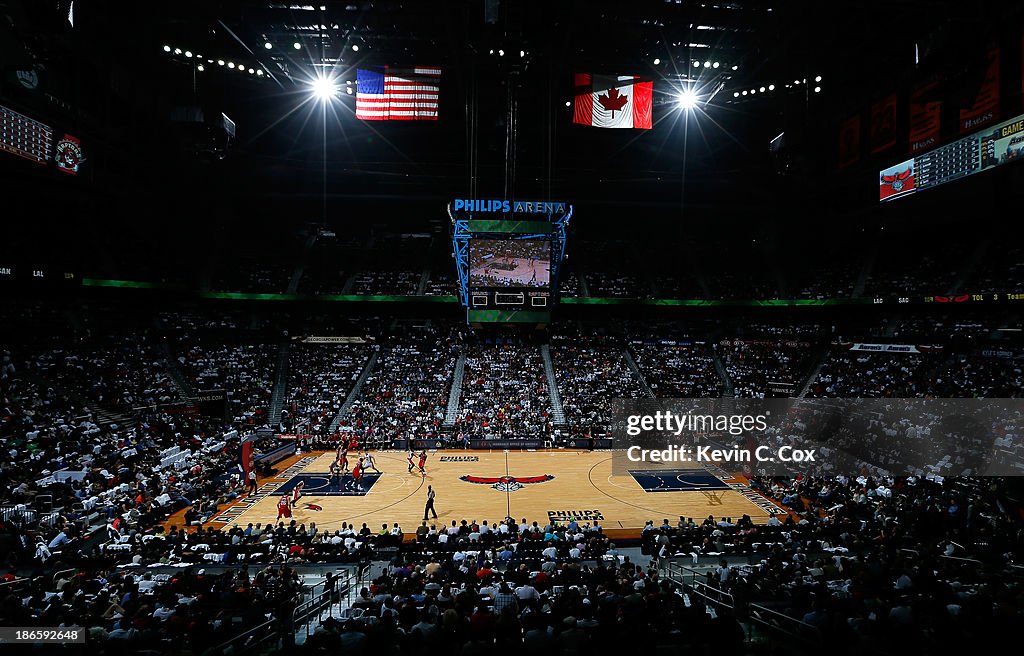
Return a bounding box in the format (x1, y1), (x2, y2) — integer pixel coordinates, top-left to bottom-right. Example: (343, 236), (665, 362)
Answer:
(870, 94), (898, 154)
(838, 114), (861, 168)
(908, 81), (941, 154)
(959, 46), (1000, 133)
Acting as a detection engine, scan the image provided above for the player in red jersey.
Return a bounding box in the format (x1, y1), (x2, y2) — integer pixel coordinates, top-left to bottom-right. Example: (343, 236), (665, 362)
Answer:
(277, 494), (292, 520)
(350, 458), (363, 492)
(418, 450), (428, 475)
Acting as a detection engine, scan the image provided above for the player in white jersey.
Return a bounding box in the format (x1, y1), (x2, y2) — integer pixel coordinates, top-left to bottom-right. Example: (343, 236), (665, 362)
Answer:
(362, 451), (381, 473)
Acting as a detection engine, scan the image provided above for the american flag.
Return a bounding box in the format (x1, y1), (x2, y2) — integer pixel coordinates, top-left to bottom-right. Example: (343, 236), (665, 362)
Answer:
(355, 67), (441, 121)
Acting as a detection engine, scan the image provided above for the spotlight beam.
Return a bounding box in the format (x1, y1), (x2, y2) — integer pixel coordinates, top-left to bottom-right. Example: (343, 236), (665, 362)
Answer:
(217, 19), (285, 87)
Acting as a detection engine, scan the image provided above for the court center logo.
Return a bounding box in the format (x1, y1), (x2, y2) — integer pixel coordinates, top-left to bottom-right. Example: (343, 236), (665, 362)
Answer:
(460, 474), (554, 492)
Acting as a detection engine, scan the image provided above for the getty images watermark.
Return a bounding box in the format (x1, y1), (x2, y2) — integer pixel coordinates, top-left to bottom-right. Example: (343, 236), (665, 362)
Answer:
(610, 398), (1024, 478)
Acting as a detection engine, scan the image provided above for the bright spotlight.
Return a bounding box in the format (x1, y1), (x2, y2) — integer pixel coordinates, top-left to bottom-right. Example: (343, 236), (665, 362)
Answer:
(256, 70), (264, 76)
(731, 65), (738, 70)
(768, 84), (775, 91)
(248, 68), (255, 74)
(794, 79), (800, 84)
(565, 101), (571, 107)
(346, 87), (353, 94)
(733, 91), (739, 97)
(264, 42), (273, 50)
(217, 60), (225, 66)
(227, 62), (235, 68)
(293, 42), (301, 50)
(519, 50), (525, 57)
(815, 75), (822, 82)
(692, 60), (700, 67)
(678, 88), (699, 110)
(653, 58), (660, 65)
(742, 90), (748, 95)
(352, 44), (359, 52)
(703, 61), (710, 67)
(759, 86), (765, 92)
(489, 49), (494, 54)
(311, 75), (339, 101)
(173, 48), (182, 55)
(712, 61), (719, 68)
(498, 49), (504, 56)
(163, 45), (171, 52)
(814, 86), (821, 93)
(750, 89), (756, 95)
(197, 64), (205, 72)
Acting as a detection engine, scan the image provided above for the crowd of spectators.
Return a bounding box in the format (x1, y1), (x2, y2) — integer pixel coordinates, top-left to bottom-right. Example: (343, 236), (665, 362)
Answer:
(31, 334), (183, 412)
(351, 271), (422, 296)
(630, 339), (722, 397)
(582, 272), (645, 298)
(807, 350), (940, 398)
(342, 324), (460, 447)
(720, 338), (815, 398)
(211, 259), (295, 294)
(175, 343), (277, 421)
(550, 332), (645, 437)
(3, 305), (1024, 652)
(454, 341), (553, 439)
(422, 272), (456, 296)
(864, 247), (962, 296)
(644, 474), (1020, 653)
(286, 344), (373, 434)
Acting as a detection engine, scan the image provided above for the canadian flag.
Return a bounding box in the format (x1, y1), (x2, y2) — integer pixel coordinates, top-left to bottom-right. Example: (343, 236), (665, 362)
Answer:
(573, 74), (653, 129)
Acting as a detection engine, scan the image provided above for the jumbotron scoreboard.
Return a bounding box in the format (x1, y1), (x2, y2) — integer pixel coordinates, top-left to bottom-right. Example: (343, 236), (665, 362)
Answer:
(448, 199), (572, 324)
(879, 112), (1024, 202)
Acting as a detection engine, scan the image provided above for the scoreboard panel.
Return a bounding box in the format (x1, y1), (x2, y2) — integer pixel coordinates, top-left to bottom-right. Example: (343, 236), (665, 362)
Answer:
(0, 105), (53, 165)
(880, 112), (1024, 202)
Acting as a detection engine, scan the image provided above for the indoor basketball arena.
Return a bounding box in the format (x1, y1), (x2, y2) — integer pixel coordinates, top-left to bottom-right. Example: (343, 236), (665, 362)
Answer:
(1, 1), (1023, 654)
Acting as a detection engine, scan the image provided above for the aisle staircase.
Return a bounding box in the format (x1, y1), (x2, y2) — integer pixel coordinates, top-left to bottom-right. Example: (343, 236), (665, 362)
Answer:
(622, 348), (655, 398)
(329, 350), (379, 432)
(796, 344), (830, 398)
(541, 345), (567, 426)
(442, 352), (466, 427)
(268, 342), (290, 426)
(712, 348), (735, 397)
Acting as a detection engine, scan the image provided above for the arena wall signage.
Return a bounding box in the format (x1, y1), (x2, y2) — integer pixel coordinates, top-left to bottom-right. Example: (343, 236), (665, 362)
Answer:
(452, 199), (567, 214)
(847, 343), (943, 353)
(297, 336), (369, 344)
(547, 509), (604, 522)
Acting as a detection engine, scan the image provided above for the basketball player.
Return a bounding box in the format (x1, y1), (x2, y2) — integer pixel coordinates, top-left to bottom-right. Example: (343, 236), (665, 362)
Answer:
(363, 451), (381, 474)
(328, 458), (341, 485)
(407, 449), (416, 474)
(277, 494), (292, 521)
(350, 457), (363, 492)
(418, 450), (428, 475)
(290, 480), (305, 507)
(339, 447), (350, 474)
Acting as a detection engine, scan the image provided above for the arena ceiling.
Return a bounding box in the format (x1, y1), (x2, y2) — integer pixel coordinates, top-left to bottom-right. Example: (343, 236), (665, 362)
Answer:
(5, 1), (1017, 218)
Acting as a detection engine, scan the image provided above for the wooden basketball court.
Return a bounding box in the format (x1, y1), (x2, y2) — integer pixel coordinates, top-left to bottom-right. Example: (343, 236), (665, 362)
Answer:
(210, 450), (781, 536)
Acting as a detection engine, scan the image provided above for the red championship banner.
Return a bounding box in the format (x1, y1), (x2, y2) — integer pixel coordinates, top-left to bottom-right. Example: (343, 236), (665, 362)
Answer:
(959, 46), (1000, 133)
(838, 114), (861, 168)
(908, 81), (941, 154)
(870, 93), (898, 154)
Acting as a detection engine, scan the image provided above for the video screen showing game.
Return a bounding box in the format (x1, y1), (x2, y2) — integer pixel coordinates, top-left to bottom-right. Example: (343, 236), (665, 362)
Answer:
(469, 239), (550, 288)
